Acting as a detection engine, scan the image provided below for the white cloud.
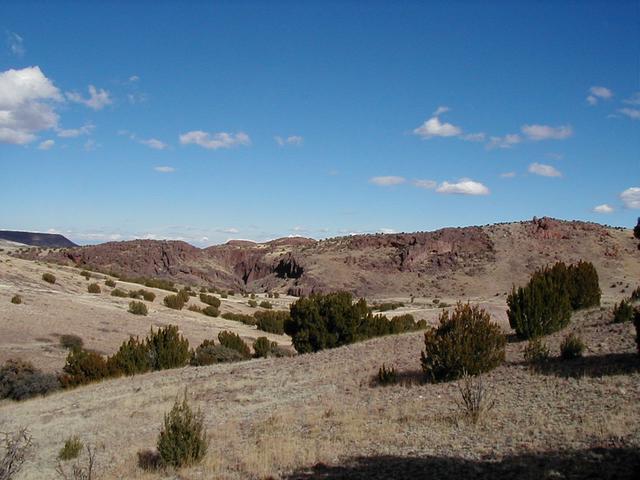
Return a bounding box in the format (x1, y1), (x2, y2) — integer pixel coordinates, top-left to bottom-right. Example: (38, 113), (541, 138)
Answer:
(433, 106), (450, 116)
(436, 178), (489, 196)
(379, 228), (397, 234)
(140, 138), (168, 150)
(586, 86), (613, 105)
(6, 32), (25, 57)
(521, 124), (573, 141)
(275, 135), (303, 146)
(620, 187), (640, 209)
(618, 108), (640, 120)
(487, 134), (521, 149)
(56, 123), (94, 138)
(500, 171), (516, 178)
(413, 116), (462, 138)
(221, 227), (239, 234)
(0, 66), (62, 144)
(154, 166), (175, 173)
(66, 85), (112, 110)
(128, 75), (139, 83)
(369, 176), (406, 186)
(593, 204), (614, 214)
(412, 179), (437, 189)
(623, 92), (640, 105)
(528, 162), (562, 177)
(179, 130), (250, 150)
(38, 139), (54, 150)
(546, 152), (564, 160)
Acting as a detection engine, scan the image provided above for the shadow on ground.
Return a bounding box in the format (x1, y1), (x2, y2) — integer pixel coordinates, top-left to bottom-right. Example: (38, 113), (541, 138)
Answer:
(284, 446), (640, 479)
(534, 353), (640, 378)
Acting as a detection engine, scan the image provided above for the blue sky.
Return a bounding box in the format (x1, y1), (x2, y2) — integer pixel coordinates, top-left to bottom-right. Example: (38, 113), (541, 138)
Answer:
(1, 1), (638, 246)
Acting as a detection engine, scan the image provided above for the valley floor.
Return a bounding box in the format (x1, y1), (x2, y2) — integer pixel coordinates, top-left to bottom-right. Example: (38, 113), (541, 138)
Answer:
(1, 304), (639, 479)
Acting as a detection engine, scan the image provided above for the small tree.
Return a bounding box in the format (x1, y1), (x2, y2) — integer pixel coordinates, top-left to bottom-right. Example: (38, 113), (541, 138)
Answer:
(146, 326), (190, 370)
(42, 273), (56, 284)
(157, 391), (208, 468)
(560, 333), (585, 360)
(87, 283), (101, 294)
(107, 337), (150, 375)
(163, 294), (185, 310)
(421, 303), (506, 382)
(199, 294), (220, 308)
(128, 301), (148, 316)
(253, 337), (277, 358)
(217, 331), (251, 359)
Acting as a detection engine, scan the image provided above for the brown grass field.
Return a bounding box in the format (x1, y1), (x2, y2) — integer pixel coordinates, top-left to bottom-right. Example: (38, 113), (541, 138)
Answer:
(0, 242), (639, 479)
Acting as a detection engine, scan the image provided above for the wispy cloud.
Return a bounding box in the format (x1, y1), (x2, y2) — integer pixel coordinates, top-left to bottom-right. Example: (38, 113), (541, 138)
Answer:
(586, 86), (613, 106)
(528, 162), (562, 177)
(487, 134), (521, 149)
(500, 171), (516, 178)
(38, 139), (54, 150)
(56, 124), (94, 138)
(66, 85), (112, 110)
(593, 204), (613, 214)
(623, 92), (640, 106)
(618, 108), (640, 120)
(140, 138), (168, 150)
(275, 135), (303, 146)
(620, 187), (640, 209)
(179, 131), (250, 150)
(436, 178), (489, 196)
(83, 139), (99, 151)
(412, 179), (437, 189)
(521, 124), (573, 141)
(6, 31), (25, 57)
(413, 115), (462, 138)
(154, 166), (175, 173)
(369, 176), (406, 186)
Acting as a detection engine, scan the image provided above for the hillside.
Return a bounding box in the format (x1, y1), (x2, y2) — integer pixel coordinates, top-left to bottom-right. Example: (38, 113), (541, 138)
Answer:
(17, 217), (640, 299)
(0, 230), (77, 248)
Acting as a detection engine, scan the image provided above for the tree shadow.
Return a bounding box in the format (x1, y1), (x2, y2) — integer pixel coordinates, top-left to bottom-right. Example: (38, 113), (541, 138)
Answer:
(369, 369), (426, 388)
(284, 446), (640, 479)
(533, 352), (640, 379)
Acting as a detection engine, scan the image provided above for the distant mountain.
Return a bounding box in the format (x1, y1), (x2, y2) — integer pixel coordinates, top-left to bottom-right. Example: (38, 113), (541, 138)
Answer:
(0, 230), (77, 248)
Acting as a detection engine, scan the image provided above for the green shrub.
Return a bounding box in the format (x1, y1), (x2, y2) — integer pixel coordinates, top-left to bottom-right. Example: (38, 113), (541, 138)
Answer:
(247, 299), (258, 308)
(421, 303), (506, 382)
(631, 286), (640, 302)
(163, 294), (185, 310)
(128, 301), (148, 316)
(140, 290), (156, 302)
(613, 299), (634, 323)
(507, 264), (572, 339)
(187, 305), (202, 313)
(157, 392), (208, 468)
(10, 294), (22, 304)
(87, 283), (101, 294)
(560, 334), (585, 360)
(375, 302), (404, 312)
(201, 306), (220, 317)
(253, 336), (278, 358)
(58, 436), (83, 461)
(60, 334), (84, 351)
(146, 325), (190, 370)
(254, 310), (289, 335)
(60, 348), (110, 387)
(80, 270), (91, 280)
(0, 359), (60, 400)
(105, 279), (116, 288)
(217, 331), (251, 359)
(142, 278), (176, 292)
(523, 337), (550, 365)
(199, 293), (220, 308)
(42, 273), (56, 284)
(259, 300), (273, 309)
(107, 336), (150, 375)
(111, 288), (129, 298)
(507, 261), (601, 339)
(221, 312), (256, 325)
(190, 341), (245, 366)
(377, 363), (397, 385)
(227, 290), (235, 296)
(177, 289), (191, 304)
(220, 293), (228, 299)
(250, 293), (256, 299)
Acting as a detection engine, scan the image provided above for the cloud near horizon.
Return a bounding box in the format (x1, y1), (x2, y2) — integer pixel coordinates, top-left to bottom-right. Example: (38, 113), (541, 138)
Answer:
(435, 179), (490, 195)
(593, 204), (613, 213)
(369, 176), (406, 186)
(528, 162), (562, 177)
(620, 187), (640, 209)
(179, 131), (250, 150)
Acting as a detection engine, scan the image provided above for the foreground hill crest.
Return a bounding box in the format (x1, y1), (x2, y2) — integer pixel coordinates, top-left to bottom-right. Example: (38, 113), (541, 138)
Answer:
(19, 217), (638, 298)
